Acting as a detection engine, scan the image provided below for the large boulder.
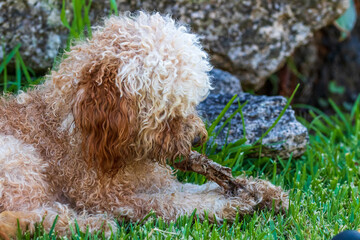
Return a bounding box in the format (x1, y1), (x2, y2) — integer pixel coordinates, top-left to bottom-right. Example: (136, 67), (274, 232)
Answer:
(0, 0), (349, 89)
(197, 69), (308, 158)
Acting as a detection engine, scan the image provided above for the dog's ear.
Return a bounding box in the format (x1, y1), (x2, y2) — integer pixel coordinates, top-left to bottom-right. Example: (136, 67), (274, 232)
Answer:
(73, 63), (136, 172)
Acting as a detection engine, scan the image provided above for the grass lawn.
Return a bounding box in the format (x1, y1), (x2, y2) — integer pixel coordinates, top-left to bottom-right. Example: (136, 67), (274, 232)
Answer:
(16, 96), (360, 239)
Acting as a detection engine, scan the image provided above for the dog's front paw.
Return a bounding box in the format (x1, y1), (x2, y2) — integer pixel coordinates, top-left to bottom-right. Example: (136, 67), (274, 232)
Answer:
(232, 177), (289, 214)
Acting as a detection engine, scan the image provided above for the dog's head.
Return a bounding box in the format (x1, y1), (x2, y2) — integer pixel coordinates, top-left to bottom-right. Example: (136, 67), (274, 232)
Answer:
(52, 12), (212, 171)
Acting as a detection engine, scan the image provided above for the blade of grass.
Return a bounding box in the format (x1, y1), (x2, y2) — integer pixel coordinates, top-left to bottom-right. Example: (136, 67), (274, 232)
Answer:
(84, 0), (93, 37)
(16, 51), (32, 83)
(214, 103), (244, 141)
(0, 44), (21, 74)
(73, 0), (84, 38)
(139, 211), (155, 225)
(48, 215), (59, 236)
(15, 52), (21, 91)
(294, 103), (335, 128)
(61, 0), (72, 30)
(255, 84), (300, 145)
(239, 100), (247, 139)
(350, 94), (360, 121)
(3, 63), (7, 92)
(74, 219), (82, 236)
(110, 0), (119, 15)
(329, 98), (351, 134)
(207, 94), (238, 137)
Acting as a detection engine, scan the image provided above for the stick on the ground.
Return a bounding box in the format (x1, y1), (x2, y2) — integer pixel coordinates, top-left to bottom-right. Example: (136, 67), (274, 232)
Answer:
(173, 151), (247, 196)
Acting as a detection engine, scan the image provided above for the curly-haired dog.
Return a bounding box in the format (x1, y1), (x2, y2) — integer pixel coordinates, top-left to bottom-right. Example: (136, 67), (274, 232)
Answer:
(0, 12), (288, 236)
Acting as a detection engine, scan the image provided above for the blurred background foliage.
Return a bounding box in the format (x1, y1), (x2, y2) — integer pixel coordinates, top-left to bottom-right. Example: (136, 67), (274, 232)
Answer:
(259, 0), (359, 115)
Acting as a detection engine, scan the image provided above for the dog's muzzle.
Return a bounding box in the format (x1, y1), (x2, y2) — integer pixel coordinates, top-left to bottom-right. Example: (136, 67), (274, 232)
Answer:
(192, 136), (202, 147)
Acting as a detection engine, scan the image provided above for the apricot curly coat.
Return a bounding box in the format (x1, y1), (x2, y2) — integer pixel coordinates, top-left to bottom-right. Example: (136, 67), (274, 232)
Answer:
(0, 12), (288, 236)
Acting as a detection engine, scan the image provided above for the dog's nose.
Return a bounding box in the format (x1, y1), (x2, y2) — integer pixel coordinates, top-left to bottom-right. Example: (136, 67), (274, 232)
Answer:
(192, 136), (202, 147)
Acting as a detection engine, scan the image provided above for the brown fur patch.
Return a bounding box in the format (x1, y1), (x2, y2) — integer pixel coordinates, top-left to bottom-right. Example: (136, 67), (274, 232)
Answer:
(73, 62), (137, 172)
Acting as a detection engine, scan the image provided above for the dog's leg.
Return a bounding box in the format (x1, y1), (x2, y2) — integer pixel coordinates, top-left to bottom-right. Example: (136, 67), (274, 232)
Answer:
(0, 203), (117, 237)
(0, 134), (51, 211)
(106, 164), (288, 223)
(0, 135), (117, 237)
(0, 134), (51, 236)
(122, 178), (288, 222)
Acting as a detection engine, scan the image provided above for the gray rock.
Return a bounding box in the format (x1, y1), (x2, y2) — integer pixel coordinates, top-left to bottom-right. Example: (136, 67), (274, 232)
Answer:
(0, 0), (349, 89)
(198, 93), (308, 158)
(210, 69), (242, 95)
(0, 1), (67, 72)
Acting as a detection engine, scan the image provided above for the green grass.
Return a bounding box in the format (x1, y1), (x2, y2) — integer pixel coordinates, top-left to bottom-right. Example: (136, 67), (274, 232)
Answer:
(61, 0), (93, 47)
(0, 44), (42, 93)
